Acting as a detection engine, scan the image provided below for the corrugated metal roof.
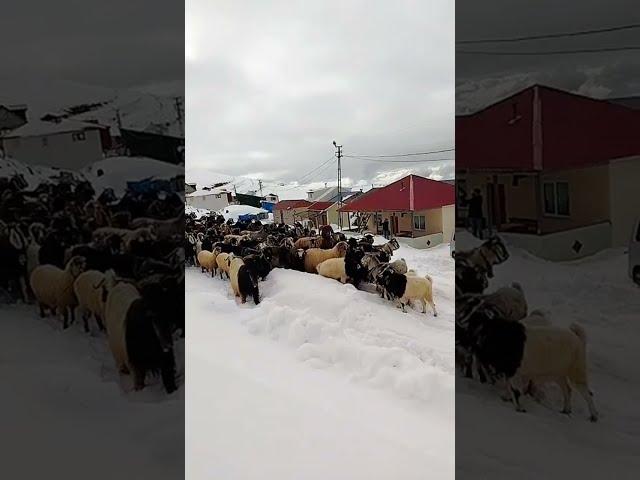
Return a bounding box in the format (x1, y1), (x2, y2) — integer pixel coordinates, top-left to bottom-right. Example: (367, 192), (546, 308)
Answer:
(339, 175), (454, 212)
(308, 201), (334, 211)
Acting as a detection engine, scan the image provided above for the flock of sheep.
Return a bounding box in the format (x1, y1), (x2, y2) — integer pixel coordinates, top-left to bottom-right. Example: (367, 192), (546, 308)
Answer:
(0, 175), (184, 394)
(455, 236), (599, 422)
(186, 215), (437, 315)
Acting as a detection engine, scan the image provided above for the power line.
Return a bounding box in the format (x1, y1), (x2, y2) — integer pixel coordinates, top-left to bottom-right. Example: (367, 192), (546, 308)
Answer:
(457, 23), (640, 44)
(343, 147), (455, 158)
(346, 156), (455, 164)
(456, 46), (640, 56)
(296, 156), (336, 183)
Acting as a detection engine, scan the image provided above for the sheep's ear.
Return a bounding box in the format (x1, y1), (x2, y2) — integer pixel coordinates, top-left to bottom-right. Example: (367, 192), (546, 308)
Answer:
(9, 229), (25, 249)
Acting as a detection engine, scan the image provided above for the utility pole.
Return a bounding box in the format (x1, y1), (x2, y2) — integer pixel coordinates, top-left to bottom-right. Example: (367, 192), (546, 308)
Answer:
(174, 96), (184, 137)
(333, 141), (343, 230)
(258, 179), (263, 196)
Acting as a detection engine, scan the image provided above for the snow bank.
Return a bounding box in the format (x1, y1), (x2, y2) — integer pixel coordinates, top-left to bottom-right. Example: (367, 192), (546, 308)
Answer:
(2, 303), (184, 479)
(186, 204), (211, 219)
(82, 156), (183, 196)
(187, 238), (454, 478)
(217, 204), (269, 222)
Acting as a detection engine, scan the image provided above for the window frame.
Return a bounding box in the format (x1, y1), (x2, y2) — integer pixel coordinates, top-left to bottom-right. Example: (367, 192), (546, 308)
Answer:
(413, 214), (426, 230)
(542, 181), (570, 218)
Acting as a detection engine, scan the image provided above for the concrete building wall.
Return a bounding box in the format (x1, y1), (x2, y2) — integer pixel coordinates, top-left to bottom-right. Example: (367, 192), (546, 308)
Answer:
(540, 165), (610, 234)
(3, 129), (104, 170)
(502, 222), (612, 261)
(275, 207), (309, 225)
(441, 204), (455, 244)
(186, 193), (231, 211)
(609, 156), (640, 247)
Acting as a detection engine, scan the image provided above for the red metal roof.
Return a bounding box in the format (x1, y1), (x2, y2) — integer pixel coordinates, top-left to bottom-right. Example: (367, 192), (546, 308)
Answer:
(274, 199), (312, 210)
(308, 201), (334, 211)
(338, 175), (454, 212)
(457, 84), (640, 172)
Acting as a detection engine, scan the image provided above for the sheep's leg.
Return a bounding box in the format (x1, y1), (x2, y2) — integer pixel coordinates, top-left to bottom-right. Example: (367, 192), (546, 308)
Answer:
(226, 271), (230, 279)
(38, 303), (46, 318)
(95, 314), (106, 332)
(574, 383), (598, 422)
(508, 380), (526, 412)
(201, 265), (205, 273)
(211, 268), (215, 278)
(559, 378), (572, 414)
(421, 299), (427, 314)
(132, 367), (145, 391)
(430, 301), (438, 317)
(62, 309), (69, 329)
(82, 310), (90, 333)
(240, 295), (246, 304)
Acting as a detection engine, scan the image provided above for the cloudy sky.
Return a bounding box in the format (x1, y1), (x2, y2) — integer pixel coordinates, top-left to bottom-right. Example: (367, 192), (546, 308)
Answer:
(187, 0), (454, 198)
(0, 1), (184, 113)
(456, 0), (640, 112)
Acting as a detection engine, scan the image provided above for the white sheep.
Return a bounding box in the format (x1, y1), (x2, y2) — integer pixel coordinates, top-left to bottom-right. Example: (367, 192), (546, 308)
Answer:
(510, 323), (598, 421)
(73, 269), (107, 333)
(521, 309), (551, 327)
(389, 258), (408, 274)
(316, 257), (348, 283)
(304, 241), (348, 273)
(216, 252), (232, 279)
(484, 283), (527, 322)
(103, 275), (140, 375)
(197, 248), (220, 277)
(398, 274), (437, 316)
(30, 255), (86, 328)
(228, 256), (245, 298)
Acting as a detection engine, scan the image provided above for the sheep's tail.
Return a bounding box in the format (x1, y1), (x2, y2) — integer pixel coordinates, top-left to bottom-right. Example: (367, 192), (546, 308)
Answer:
(569, 323), (587, 343)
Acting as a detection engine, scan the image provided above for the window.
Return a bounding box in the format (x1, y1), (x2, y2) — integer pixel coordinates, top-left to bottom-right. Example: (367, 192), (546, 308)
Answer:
(543, 181), (570, 216)
(413, 215), (426, 230)
(72, 132), (86, 142)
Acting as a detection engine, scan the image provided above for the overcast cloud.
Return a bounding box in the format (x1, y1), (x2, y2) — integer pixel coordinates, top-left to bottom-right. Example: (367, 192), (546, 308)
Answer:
(186, 0), (454, 195)
(0, 1), (184, 113)
(456, 0), (640, 112)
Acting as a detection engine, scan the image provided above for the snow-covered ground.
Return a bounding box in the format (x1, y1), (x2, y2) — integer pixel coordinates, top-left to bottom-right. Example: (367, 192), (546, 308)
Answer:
(186, 237), (455, 479)
(1, 304), (184, 479)
(456, 230), (640, 478)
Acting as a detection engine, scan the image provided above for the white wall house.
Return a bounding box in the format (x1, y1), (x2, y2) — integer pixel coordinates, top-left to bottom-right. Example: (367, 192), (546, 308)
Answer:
(1, 119), (108, 171)
(186, 187), (233, 211)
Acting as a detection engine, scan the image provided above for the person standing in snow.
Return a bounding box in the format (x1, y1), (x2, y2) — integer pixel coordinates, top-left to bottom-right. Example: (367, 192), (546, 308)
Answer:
(382, 218), (390, 239)
(466, 188), (484, 239)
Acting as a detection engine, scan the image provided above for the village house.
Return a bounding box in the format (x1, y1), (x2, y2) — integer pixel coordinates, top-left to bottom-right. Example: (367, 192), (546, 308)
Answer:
(1, 119), (111, 170)
(457, 84), (640, 260)
(273, 199), (313, 225)
(339, 174), (455, 248)
(186, 185), (233, 211)
(0, 104), (28, 133)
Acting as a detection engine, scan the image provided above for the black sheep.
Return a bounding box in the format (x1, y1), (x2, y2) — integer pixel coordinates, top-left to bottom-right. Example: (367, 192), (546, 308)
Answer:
(126, 280), (178, 393)
(344, 247), (367, 286)
(237, 261), (260, 304)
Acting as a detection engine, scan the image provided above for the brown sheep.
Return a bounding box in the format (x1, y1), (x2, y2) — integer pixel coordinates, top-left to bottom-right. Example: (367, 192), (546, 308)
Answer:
(303, 241), (348, 273)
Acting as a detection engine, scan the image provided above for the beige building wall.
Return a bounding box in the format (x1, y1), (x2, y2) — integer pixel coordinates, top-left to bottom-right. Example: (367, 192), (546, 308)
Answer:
(275, 207), (310, 225)
(441, 204), (455, 243)
(609, 156), (640, 246)
(539, 165), (610, 234)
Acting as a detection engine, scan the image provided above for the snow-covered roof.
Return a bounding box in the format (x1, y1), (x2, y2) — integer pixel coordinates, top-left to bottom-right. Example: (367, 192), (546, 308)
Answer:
(2, 119), (107, 138)
(82, 156), (183, 197)
(186, 187), (232, 197)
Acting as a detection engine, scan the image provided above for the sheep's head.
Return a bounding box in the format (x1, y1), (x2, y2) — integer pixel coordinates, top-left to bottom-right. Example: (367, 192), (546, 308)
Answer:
(334, 241), (348, 256)
(67, 255), (87, 277)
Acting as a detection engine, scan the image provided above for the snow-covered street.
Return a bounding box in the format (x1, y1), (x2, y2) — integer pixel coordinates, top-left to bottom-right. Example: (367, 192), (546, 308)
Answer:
(456, 232), (640, 478)
(1, 304), (185, 480)
(186, 239), (455, 479)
